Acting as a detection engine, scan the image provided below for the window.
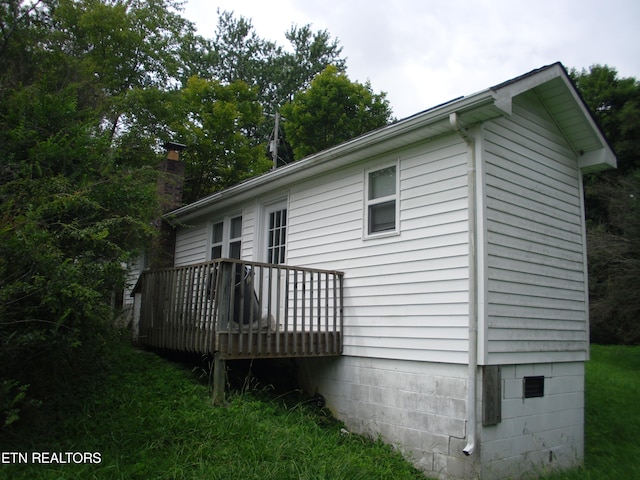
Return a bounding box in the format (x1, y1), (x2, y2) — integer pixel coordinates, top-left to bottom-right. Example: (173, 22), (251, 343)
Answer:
(210, 215), (242, 260)
(229, 216), (242, 259)
(365, 164), (398, 235)
(267, 208), (287, 264)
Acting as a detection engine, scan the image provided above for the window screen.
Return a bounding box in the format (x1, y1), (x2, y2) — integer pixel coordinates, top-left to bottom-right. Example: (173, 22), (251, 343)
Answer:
(368, 166), (396, 199)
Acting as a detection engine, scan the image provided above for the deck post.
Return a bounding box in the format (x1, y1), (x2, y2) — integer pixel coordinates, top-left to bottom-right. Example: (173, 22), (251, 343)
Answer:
(212, 352), (226, 405)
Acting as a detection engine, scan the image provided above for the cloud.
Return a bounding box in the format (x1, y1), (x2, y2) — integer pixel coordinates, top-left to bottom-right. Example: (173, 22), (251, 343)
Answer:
(183, 0), (640, 118)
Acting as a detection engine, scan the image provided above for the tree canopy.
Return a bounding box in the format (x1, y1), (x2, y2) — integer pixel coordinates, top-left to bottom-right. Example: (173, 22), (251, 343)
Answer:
(170, 76), (270, 203)
(570, 65), (640, 345)
(0, 0), (395, 429)
(281, 65), (394, 159)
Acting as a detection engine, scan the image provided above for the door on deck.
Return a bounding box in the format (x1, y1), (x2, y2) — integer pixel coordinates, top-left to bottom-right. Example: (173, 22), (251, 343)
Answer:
(261, 201), (288, 328)
(210, 214), (256, 329)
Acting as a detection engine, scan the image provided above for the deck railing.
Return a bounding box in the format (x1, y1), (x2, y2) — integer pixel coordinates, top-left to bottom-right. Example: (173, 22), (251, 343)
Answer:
(135, 259), (344, 358)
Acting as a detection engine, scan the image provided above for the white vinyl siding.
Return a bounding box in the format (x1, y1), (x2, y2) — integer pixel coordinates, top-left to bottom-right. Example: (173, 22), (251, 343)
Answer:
(170, 89), (591, 367)
(123, 254), (146, 308)
(174, 223), (208, 266)
(287, 136), (470, 363)
(175, 206), (255, 265)
(240, 204), (256, 260)
(483, 91), (588, 364)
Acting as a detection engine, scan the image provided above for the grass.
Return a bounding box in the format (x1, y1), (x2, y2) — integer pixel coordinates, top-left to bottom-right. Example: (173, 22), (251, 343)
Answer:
(1, 343), (638, 480)
(540, 344), (640, 480)
(0, 341), (425, 480)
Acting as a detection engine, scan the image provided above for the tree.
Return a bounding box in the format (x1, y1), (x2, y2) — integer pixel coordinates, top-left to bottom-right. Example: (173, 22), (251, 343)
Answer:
(0, 2), (394, 428)
(210, 11), (277, 90)
(50, 0), (199, 153)
(169, 76), (271, 203)
(202, 12), (351, 167)
(208, 12), (347, 114)
(281, 65), (394, 159)
(571, 65), (640, 344)
(586, 172), (640, 344)
(266, 24), (347, 113)
(0, 0), (183, 428)
(0, 77), (161, 428)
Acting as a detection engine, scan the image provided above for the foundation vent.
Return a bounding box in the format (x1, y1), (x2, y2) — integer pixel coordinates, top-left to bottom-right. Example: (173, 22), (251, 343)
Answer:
(523, 376), (545, 398)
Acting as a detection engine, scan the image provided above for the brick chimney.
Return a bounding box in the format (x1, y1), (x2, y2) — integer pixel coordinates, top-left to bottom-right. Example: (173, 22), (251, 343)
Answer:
(157, 141), (186, 213)
(151, 141), (186, 269)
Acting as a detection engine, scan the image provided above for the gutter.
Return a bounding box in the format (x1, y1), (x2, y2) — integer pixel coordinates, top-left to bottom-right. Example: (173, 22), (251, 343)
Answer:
(450, 112), (479, 457)
(168, 63), (596, 225)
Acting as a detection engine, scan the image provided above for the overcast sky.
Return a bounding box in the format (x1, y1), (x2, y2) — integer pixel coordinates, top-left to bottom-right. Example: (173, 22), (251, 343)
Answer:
(182, 0), (640, 119)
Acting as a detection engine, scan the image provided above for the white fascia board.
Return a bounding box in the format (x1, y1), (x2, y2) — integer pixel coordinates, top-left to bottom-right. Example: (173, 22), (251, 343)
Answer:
(563, 86), (618, 171)
(492, 62), (617, 171)
(492, 63), (566, 110)
(551, 69), (617, 168)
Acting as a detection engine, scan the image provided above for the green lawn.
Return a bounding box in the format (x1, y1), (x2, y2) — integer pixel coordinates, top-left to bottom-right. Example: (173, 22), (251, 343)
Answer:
(1, 343), (638, 479)
(0, 343), (424, 480)
(540, 344), (640, 480)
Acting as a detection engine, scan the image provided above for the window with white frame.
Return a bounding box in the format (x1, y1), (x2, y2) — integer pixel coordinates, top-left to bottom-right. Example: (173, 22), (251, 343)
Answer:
(229, 215), (242, 259)
(210, 214), (243, 259)
(365, 163), (398, 235)
(267, 207), (287, 264)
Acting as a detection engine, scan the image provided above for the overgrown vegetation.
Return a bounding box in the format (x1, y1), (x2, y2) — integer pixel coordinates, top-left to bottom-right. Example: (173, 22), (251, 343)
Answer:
(0, 339), (426, 480)
(0, 0), (392, 431)
(1, 343), (637, 479)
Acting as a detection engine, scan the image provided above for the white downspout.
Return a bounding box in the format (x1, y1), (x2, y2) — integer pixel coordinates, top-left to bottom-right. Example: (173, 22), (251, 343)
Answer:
(450, 113), (478, 457)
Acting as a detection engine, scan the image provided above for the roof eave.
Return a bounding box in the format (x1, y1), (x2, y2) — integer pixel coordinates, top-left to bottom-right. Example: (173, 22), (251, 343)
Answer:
(168, 62), (617, 223)
(491, 62), (616, 173)
(167, 89), (501, 223)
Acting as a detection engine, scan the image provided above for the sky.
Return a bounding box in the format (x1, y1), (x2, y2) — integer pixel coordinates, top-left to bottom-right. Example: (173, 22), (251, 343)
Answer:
(181, 0), (640, 119)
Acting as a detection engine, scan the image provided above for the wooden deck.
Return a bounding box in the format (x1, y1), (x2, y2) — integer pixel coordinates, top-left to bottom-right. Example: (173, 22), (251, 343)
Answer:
(217, 332), (342, 359)
(133, 259), (344, 360)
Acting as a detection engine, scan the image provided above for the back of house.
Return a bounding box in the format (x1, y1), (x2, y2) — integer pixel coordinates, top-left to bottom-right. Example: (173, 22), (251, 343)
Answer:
(129, 63), (615, 480)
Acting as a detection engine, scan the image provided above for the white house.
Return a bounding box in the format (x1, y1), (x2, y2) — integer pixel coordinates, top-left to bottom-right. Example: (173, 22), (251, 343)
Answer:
(131, 63), (616, 480)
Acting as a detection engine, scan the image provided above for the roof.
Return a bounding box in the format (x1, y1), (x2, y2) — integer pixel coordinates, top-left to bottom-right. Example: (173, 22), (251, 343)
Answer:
(169, 62), (616, 223)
